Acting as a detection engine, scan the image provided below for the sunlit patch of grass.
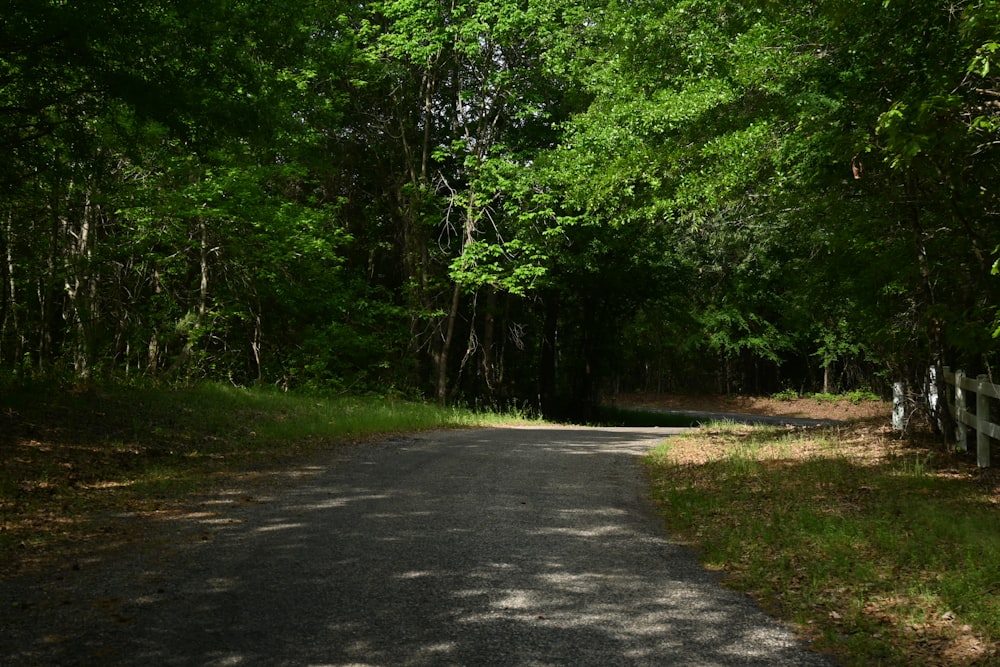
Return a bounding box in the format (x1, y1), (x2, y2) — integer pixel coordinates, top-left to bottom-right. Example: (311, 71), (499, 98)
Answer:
(644, 424), (1000, 666)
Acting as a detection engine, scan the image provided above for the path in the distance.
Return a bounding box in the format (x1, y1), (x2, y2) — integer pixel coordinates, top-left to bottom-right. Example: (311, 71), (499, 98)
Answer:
(2, 426), (837, 666)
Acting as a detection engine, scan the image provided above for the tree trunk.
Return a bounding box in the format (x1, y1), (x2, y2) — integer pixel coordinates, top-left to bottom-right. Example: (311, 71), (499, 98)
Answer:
(63, 188), (96, 379)
(147, 268), (163, 374)
(909, 176), (954, 440)
(539, 291), (559, 417)
(167, 217), (212, 379)
(481, 286), (499, 396)
(252, 309), (263, 384)
(198, 216), (209, 318)
(435, 282), (462, 404)
(573, 299), (597, 421)
(38, 189), (65, 370)
(0, 208), (20, 367)
(395, 61), (439, 383)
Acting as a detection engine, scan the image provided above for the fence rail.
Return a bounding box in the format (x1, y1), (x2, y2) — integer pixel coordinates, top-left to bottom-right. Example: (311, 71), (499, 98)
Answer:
(942, 366), (998, 468)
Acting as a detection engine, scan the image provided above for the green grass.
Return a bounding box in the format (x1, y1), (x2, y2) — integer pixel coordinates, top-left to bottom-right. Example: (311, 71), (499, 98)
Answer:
(0, 382), (536, 570)
(644, 423), (1000, 666)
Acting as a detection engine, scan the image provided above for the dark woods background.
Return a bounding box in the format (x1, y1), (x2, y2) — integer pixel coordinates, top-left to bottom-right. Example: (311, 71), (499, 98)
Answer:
(3, 0), (999, 420)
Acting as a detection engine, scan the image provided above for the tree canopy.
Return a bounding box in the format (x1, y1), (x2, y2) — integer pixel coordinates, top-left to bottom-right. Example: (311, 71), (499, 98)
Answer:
(2, 0), (998, 420)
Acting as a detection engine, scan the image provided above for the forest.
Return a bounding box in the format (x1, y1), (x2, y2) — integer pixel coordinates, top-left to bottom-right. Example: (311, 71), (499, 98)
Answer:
(2, 0), (999, 420)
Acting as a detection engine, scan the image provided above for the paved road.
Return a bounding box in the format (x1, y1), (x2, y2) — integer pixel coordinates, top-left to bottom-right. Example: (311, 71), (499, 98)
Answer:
(2, 426), (836, 666)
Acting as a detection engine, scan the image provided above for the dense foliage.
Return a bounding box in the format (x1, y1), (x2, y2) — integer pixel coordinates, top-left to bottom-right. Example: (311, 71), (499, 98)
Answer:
(2, 0), (998, 420)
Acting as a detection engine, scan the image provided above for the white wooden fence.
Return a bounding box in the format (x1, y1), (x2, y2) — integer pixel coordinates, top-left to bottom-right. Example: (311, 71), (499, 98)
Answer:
(941, 366), (998, 468)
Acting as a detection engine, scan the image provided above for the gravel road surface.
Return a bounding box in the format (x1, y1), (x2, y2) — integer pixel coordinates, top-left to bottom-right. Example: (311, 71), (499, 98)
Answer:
(2, 426), (837, 666)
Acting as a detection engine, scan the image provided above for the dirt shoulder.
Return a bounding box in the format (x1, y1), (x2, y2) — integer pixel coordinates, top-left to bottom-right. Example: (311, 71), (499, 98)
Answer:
(612, 392), (890, 423)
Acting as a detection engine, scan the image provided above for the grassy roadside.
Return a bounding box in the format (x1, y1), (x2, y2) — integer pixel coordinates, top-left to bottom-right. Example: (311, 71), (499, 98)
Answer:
(643, 420), (1000, 666)
(0, 382), (534, 576)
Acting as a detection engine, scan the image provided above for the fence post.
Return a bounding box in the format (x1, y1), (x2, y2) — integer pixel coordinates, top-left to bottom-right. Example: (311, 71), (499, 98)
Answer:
(977, 374), (991, 468)
(955, 369), (968, 451)
(892, 382), (906, 431)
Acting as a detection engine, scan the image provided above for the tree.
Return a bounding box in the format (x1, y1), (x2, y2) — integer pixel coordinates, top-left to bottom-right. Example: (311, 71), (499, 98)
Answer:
(5, 0), (999, 427)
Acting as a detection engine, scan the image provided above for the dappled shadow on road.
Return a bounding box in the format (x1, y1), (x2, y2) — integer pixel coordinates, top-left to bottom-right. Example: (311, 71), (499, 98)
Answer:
(1, 427), (835, 666)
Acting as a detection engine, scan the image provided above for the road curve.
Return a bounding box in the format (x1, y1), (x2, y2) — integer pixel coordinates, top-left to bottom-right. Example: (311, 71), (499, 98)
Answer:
(2, 426), (837, 666)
